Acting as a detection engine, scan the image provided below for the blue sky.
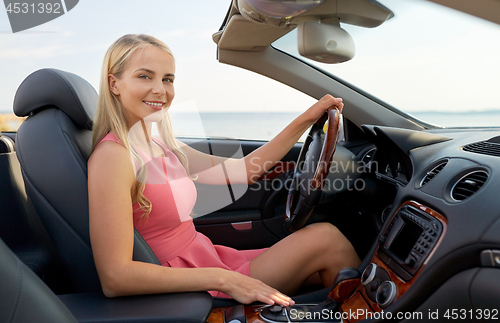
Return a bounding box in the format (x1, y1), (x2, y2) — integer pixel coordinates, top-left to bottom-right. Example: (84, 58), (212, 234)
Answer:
(274, 0), (500, 113)
(0, 0), (315, 114)
(1, 0), (499, 116)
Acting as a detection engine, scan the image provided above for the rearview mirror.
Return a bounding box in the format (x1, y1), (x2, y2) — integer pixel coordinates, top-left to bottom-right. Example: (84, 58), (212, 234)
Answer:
(297, 21), (355, 63)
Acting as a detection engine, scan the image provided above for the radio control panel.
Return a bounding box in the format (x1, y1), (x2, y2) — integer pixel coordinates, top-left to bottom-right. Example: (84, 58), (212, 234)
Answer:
(378, 205), (443, 280)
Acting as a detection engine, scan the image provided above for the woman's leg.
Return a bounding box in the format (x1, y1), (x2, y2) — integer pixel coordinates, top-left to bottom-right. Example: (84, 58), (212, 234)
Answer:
(249, 222), (360, 296)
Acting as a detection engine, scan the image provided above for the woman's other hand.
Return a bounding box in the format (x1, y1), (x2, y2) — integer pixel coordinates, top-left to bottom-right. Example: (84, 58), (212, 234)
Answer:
(220, 270), (295, 306)
(302, 94), (343, 125)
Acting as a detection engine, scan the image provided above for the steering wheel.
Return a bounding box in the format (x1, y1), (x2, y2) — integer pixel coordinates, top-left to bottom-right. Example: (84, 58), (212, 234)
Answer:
(285, 108), (340, 232)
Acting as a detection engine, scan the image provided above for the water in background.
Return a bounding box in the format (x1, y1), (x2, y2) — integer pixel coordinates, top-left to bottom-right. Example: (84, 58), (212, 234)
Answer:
(170, 111), (500, 141)
(170, 112), (303, 141)
(3, 110), (498, 138)
(410, 111), (500, 128)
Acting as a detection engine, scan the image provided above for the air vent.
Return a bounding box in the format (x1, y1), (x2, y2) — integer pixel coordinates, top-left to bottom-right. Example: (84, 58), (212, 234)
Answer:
(463, 141), (500, 157)
(451, 170), (488, 201)
(420, 160), (448, 187)
(361, 148), (376, 164)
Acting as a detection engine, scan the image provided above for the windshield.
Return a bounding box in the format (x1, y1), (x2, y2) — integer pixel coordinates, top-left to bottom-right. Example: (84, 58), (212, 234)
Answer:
(0, 1), (316, 139)
(273, 0), (500, 128)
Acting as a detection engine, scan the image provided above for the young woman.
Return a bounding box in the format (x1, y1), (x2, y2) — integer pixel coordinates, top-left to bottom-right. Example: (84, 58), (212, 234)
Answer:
(88, 34), (360, 307)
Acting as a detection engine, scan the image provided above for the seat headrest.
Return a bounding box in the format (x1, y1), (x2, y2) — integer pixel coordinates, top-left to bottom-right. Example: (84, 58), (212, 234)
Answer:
(13, 68), (97, 130)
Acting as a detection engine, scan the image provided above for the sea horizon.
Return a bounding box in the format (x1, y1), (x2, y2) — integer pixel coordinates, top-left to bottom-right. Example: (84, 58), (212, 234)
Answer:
(2, 110), (500, 137)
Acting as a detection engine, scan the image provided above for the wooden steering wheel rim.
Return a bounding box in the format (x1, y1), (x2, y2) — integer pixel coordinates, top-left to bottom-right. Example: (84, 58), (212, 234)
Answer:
(284, 108), (340, 232)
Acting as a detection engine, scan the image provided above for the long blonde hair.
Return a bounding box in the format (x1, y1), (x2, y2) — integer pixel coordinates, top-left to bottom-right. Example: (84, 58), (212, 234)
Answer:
(91, 34), (188, 220)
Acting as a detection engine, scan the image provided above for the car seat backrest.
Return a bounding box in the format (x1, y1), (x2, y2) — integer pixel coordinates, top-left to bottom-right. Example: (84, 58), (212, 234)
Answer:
(0, 237), (77, 323)
(13, 69), (160, 293)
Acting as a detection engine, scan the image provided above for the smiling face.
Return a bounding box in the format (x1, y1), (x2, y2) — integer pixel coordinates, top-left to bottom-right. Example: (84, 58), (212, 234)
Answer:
(108, 45), (175, 127)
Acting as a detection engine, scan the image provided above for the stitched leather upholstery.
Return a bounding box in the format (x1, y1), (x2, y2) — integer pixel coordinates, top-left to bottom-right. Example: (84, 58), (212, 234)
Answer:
(0, 238), (77, 323)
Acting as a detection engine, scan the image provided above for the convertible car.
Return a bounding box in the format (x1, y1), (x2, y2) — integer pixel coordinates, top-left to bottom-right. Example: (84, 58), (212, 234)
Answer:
(1, 0), (500, 322)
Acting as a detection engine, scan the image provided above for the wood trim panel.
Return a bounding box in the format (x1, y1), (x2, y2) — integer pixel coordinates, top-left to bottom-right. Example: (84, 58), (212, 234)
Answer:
(206, 305), (265, 323)
(341, 200), (448, 313)
(245, 306), (266, 323)
(341, 292), (374, 323)
(206, 307), (224, 323)
(329, 278), (361, 303)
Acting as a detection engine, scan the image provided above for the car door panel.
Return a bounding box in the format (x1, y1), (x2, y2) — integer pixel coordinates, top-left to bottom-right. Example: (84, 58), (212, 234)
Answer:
(182, 138), (302, 250)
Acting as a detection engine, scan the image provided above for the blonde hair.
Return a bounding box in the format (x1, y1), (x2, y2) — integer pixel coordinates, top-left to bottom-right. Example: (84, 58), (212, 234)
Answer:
(91, 34), (188, 221)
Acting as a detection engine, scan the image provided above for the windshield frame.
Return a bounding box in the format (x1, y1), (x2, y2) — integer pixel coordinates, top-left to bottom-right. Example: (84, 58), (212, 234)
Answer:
(270, 45), (440, 130)
(269, 0), (500, 129)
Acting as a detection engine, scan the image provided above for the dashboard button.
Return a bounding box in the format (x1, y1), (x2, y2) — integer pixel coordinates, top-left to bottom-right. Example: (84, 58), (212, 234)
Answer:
(405, 257), (416, 268)
(270, 305), (283, 314)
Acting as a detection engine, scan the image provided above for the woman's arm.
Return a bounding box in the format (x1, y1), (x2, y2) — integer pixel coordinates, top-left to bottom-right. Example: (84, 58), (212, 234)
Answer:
(242, 95), (343, 183)
(179, 95), (343, 184)
(88, 141), (293, 305)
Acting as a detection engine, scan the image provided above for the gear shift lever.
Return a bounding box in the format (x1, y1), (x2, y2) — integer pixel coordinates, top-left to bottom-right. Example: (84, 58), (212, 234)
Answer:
(307, 267), (362, 313)
(328, 267), (362, 303)
(258, 268), (361, 322)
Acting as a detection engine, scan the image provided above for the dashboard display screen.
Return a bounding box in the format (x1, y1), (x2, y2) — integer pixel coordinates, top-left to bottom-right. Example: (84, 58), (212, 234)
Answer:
(389, 220), (423, 261)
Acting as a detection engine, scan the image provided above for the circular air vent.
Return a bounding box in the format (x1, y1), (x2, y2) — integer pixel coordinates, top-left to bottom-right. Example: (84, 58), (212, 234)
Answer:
(420, 160), (448, 187)
(361, 147), (376, 164)
(451, 170), (488, 201)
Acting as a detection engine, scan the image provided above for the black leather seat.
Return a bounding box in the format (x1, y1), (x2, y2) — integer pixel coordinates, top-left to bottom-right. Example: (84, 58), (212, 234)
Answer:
(0, 237), (77, 323)
(0, 236), (213, 323)
(13, 68), (163, 293)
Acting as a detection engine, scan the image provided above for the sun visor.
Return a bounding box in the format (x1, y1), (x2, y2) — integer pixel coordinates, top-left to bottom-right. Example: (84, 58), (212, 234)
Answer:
(217, 14), (294, 51)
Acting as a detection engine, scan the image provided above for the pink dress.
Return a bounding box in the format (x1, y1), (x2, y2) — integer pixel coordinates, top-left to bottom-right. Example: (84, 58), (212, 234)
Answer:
(98, 133), (267, 297)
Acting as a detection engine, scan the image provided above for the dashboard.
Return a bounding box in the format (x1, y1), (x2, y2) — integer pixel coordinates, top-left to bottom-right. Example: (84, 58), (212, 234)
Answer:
(208, 125), (500, 323)
(342, 125), (500, 318)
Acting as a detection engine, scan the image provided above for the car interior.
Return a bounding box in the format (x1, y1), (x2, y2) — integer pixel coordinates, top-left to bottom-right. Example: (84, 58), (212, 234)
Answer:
(1, 0), (500, 322)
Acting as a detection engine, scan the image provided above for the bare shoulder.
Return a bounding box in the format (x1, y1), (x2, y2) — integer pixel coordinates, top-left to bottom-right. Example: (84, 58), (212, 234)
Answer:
(175, 138), (188, 151)
(88, 141), (135, 188)
(175, 138), (186, 147)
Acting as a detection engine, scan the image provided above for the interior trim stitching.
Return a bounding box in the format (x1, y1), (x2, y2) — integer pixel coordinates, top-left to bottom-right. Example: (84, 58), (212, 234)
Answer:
(20, 167), (93, 254)
(468, 267), (482, 309)
(7, 257), (24, 323)
(56, 112), (88, 175)
(16, 111), (92, 253)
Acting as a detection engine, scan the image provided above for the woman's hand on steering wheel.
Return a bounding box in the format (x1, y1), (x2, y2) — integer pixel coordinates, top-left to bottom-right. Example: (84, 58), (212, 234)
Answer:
(302, 94), (343, 125)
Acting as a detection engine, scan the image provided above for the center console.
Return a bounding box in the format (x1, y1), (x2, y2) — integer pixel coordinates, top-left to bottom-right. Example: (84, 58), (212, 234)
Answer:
(207, 201), (447, 323)
(378, 203), (443, 279)
(338, 201), (447, 321)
